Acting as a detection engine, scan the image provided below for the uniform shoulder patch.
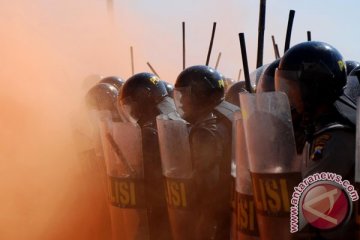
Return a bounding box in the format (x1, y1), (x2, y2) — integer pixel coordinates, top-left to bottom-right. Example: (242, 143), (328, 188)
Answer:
(310, 134), (332, 162)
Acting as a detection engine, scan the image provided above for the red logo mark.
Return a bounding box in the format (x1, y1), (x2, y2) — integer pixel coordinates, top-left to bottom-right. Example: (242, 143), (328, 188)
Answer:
(301, 183), (349, 230)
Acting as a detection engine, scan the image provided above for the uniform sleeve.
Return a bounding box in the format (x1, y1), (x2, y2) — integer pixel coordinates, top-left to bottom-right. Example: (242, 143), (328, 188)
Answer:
(304, 129), (355, 180)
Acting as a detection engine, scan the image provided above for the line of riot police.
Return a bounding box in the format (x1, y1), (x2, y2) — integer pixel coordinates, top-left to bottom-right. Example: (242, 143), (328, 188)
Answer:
(74, 41), (360, 240)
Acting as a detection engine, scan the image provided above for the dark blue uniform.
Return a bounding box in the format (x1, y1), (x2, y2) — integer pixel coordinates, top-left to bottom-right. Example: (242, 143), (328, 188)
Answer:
(302, 110), (356, 240)
(189, 111), (232, 240)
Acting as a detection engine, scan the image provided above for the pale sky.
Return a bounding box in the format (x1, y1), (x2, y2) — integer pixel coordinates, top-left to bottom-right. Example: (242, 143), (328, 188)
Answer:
(110, 0), (360, 81)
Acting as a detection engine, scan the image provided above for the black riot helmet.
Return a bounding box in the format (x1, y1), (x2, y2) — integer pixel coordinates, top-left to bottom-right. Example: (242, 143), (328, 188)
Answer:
(86, 83), (119, 113)
(99, 76), (125, 91)
(224, 81), (247, 107)
(345, 60), (360, 76)
(257, 59), (280, 93)
(350, 65), (360, 78)
(119, 72), (168, 124)
(275, 41), (347, 114)
(174, 65), (225, 123)
(161, 80), (174, 98)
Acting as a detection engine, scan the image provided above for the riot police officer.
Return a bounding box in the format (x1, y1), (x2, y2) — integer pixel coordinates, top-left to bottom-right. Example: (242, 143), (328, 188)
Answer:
(174, 65), (233, 240)
(85, 82), (119, 189)
(118, 72), (175, 240)
(80, 82), (120, 240)
(275, 41), (356, 239)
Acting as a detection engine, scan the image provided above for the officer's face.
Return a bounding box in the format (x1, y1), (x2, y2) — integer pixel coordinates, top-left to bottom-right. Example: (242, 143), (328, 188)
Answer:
(174, 87), (194, 121)
(275, 69), (304, 115)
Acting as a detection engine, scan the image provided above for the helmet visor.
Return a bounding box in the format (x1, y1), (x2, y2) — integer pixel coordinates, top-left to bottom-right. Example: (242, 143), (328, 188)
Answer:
(120, 96), (140, 124)
(275, 69), (304, 114)
(174, 87), (192, 120)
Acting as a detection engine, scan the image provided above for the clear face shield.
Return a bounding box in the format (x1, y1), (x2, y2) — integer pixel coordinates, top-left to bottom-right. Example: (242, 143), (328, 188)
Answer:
(274, 69), (304, 115)
(173, 87), (193, 120)
(120, 96), (140, 125)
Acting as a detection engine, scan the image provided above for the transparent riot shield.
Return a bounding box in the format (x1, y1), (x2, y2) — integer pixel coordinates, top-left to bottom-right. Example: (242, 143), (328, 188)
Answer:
(356, 98), (360, 232)
(240, 92), (302, 240)
(234, 111), (259, 240)
(156, 114), (195, 240)
(104, 121), (148, 240)
(230, 110), (239, 240)
(97, 110), (114, 196)
(230, 158), (237, 240)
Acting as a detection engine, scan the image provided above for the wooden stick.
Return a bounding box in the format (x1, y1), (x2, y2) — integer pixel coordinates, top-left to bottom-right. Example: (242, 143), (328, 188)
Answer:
(146, 62), (161, 78)
(307, 31), (312, 41)
(275, 44), (281, 58)
(239, 33), (252, 93)
(215, 52), (222, 70)
(206, 22), (217, 66)
(182, 22), (186, 70)
(237, 68), (242, 81)
(130, 46), (134, 75)
(271, 35), (280, 59)
(256, 0), (267, 68)
(284, 10), (295, 53)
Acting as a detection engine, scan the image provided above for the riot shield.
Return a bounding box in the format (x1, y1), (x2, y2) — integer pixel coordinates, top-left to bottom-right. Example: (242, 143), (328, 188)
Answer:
(234, 111), (259, 240)
(104, 121), (148, 240)
(156, 114), (195, 240)
(230, 112), (237, 240)
(240, 92), (301, 240)
(230, 158), (237, 240)
(97, 110), (114, 196)
(356, 98), (360, 232)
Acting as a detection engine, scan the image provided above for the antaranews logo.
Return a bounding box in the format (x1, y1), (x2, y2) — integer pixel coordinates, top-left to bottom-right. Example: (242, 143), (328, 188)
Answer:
(290, 172), (359, 233)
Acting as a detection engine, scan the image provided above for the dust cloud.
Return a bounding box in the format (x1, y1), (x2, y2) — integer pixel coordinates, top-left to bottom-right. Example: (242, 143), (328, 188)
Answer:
(0, 1), (127, 239)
